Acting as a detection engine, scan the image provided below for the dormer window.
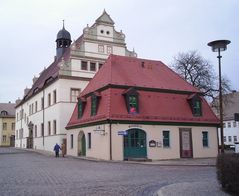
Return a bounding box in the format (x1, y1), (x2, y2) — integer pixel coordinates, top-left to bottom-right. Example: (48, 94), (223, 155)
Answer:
(1, 110), (8, 116)
(91, 92), (101, 116)
(187, 93), (202, 116)
(193, 100), (201, 116)
(123, 88), (139, 114)
(77, 98), (86, 119)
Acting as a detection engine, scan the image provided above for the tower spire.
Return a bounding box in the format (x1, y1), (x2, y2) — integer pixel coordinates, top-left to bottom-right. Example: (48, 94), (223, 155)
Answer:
(63, 19), (65, 29)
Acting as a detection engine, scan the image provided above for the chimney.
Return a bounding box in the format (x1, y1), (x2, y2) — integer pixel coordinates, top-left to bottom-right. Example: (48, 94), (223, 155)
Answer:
(32, 76), (38, 84)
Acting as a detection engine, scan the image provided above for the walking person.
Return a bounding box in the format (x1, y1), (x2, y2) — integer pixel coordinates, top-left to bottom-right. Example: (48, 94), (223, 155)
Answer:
(53, 143), (61, 157)
(61, 143), (66, 157)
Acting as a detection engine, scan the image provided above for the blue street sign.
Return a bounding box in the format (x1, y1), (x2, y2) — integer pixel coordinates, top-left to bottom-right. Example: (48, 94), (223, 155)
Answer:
(118, 131), (128, 136)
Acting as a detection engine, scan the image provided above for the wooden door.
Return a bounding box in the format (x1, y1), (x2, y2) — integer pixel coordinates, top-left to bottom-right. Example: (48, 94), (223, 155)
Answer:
(179, 128), (193, 158)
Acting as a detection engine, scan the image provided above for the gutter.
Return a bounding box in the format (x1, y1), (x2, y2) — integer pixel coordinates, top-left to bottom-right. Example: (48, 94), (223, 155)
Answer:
(109, 120), (112, 160)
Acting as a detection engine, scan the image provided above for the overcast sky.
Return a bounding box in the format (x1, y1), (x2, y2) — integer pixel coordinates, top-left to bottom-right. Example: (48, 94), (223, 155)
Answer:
(1, 0), (238, 103)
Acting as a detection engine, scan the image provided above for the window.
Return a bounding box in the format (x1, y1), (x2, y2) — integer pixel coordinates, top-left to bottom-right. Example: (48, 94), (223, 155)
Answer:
(163, 131), (170, 148)
(202, 131), (208, 147)
(234, 136), (237, 142)
(78, 98), (86, 119)
(90, 62), (96, 71)
(1, 110), (7, 115)
(223, 123), (226, 128)
(19, 129), (23, 139)
(31, 103), (34, 114)
(88, 133), (91, 149)
(107, 46), (112, 54)
(91, 93), (101, 116)
(228, 122), (231, 128)
(99, 63), (103, 69)
(20, 109), (24, 119)
(228, 136), (232, 142)
(48, 121), (51, 135)
(129, 95), (138, 114)
(233, 121), (237, 127)
(53, 120), (56, 135)
(48, 93), (51, 106)
(193, 100), (201, 116)
(3, 123), (7, 130)
(71, 88), (80, 102)
(41, 123), (44, 137)
(2, 135), (6, 142)
(16, 130), (18, 140)
(35, 125), (37, 137)
(53, 90), (57, 104)
(98, 45), (104, 53)
(41, 97), (44, 109)
(223, 136), (227, 142)
(11, 123), (15, 131)
(123, 88), (139, 114)
(70, 134), (73, 149)
(187, 94), (202, 116)
(35, 101), (37, 112)
(17, 113), (18, 121)
(29, 105), (31, 115)
(91, 95), (97, 116)
(81, 61), (88, 70)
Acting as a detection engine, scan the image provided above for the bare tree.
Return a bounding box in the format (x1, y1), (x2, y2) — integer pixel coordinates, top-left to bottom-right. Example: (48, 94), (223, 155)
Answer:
(171, 50), (231, 102)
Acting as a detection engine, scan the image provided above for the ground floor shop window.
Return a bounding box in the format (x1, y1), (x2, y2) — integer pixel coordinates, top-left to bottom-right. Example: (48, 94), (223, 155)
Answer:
(88, 133), (91, 149)
(202, 131), (208, 147)
(163, 131), (170, 148)
(71, 134), (73, 149)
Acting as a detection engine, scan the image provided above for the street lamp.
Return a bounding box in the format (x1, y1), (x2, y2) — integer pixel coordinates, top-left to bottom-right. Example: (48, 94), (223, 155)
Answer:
(208, 40), (231, 153)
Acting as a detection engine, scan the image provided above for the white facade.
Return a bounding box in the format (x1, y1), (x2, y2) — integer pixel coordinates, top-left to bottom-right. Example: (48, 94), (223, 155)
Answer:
(15, 11), (136, 152)
(67, 124), (218, 161)
(218, 120), (239, 146)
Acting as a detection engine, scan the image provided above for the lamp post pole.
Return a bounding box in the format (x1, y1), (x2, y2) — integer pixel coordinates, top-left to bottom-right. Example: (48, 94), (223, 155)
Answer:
(217, 49), (224, 153)
(208, 40), (231, 154)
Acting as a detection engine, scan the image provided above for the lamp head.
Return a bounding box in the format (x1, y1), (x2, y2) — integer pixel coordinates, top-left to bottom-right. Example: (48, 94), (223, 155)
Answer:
(207, 40), (231, 52)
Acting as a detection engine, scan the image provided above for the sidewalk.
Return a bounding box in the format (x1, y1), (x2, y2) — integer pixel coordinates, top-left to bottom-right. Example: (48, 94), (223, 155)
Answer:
(21, 148), (217, 166)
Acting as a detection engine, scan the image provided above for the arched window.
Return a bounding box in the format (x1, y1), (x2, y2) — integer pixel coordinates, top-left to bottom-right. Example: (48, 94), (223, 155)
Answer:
(1, 110), (8, 116)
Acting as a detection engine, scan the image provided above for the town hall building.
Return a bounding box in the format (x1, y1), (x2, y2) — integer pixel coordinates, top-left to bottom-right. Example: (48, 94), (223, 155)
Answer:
(15, 11), (136, 152)
(66, 55), (219, 160)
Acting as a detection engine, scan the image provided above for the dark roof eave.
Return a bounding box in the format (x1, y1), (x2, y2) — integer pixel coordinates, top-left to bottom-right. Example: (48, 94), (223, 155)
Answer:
(16, 76), (59, 108)
(66, 119), (219, 130)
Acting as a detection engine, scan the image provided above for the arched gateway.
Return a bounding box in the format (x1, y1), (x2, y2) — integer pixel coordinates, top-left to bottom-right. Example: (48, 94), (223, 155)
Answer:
(78, 131), (86, 156)
(123, 129), (147, 160)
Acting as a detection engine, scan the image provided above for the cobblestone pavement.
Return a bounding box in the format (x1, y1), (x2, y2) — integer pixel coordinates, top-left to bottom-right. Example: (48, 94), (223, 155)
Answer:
(0, 147), (226, 196)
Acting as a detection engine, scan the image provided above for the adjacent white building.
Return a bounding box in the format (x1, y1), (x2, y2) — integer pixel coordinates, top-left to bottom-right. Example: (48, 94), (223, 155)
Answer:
(15, 10), (136, 152)
(216, 91), (239, 146)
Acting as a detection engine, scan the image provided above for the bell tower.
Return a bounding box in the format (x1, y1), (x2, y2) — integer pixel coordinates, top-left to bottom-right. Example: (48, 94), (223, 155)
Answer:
(56, 20), (72, 59)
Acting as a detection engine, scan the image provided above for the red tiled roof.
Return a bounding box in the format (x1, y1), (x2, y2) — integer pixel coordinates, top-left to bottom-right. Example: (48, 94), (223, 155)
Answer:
(67, 55), (219, 129)
(80, 55), (200, 97)
(67, 88), (219, 128)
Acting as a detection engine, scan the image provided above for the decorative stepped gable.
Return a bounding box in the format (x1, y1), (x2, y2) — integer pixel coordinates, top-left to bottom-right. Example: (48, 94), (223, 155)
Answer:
(67, 55), (219, 129)
(16, 10), (136, 107)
